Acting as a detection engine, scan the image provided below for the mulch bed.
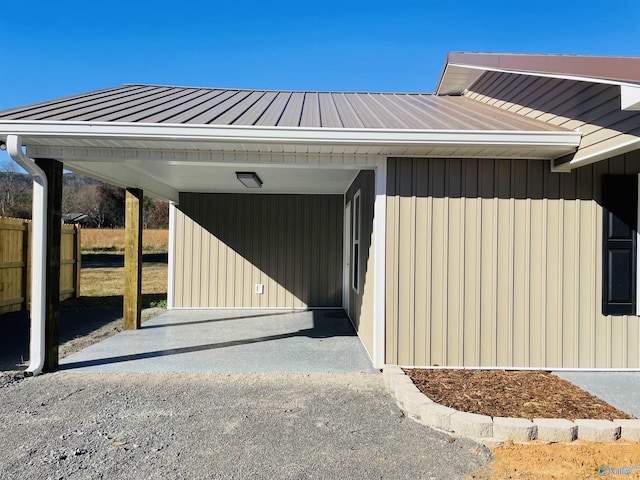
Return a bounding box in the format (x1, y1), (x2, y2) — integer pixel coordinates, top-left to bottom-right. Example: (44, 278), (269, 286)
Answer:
(404, 369), (635, 421)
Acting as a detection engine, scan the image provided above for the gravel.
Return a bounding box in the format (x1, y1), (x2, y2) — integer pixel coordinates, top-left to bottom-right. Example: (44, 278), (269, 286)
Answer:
(0, 372), (491, 479)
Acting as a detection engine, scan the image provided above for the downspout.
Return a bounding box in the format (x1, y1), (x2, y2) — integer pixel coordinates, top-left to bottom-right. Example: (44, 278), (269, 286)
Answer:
(7, 135), (47, 376)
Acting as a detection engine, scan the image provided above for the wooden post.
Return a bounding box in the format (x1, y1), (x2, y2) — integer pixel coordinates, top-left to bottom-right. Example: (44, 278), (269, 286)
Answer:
(124, 188), (143, 329)
(35, 158), (62, 372)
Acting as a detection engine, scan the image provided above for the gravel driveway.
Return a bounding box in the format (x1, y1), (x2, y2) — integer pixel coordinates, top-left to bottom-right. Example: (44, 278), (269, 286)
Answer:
(0, 372), (490, 479)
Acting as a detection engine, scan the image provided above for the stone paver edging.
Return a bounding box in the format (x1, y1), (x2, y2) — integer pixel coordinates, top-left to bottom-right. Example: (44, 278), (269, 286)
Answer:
(383, 366), (640, 446)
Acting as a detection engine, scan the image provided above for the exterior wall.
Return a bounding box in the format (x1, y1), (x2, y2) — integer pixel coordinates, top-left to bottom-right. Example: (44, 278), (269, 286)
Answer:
(386, 152), (640, 368)
(173, 193), (343, 308)
(345, 171), (376, 355)
(465, 72), (640, 165)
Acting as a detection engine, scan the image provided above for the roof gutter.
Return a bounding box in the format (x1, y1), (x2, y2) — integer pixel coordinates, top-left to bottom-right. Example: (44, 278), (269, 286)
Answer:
(6, 135), (47, 376)
(0, 120), (582, 149)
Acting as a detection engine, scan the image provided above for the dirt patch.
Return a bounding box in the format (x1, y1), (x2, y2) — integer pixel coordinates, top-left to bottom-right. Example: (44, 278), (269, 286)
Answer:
(58, 307), (165, 359)
(473, 440), (640, 479)
(404, 369), (634, 420)
(0, 307), (165, 387)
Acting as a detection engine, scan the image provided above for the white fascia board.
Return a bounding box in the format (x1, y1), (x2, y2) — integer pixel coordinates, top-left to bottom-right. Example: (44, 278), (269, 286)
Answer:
(0, 120), (581, 149)
(621, 85), (640, 110)
(568, 137), (640, 170)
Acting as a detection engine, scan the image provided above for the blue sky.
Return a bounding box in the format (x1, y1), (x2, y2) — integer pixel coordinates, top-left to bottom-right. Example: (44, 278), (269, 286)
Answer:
(1, 0), (638, 112)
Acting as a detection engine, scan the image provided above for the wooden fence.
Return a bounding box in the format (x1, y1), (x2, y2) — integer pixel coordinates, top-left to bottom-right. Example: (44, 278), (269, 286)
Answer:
(0, 217), (81, 314)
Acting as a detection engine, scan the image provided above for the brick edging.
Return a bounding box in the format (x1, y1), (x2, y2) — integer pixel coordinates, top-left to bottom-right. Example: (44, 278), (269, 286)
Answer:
(383, 365), (640, 445)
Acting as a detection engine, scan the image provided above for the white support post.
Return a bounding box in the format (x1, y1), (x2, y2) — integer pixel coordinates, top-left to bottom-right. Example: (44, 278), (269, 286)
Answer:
(167, 201), (177, 309)
(7, 135), (47, 376)
(372, 158), (387, 369)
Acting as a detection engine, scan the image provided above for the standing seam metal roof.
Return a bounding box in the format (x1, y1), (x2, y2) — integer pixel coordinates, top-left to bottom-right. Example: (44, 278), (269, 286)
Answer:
(0, 84), (569, 132)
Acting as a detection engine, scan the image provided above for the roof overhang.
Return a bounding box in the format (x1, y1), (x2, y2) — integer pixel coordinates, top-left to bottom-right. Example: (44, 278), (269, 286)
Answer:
(437, 53), (640, 111)
(1, 120), (581, 202)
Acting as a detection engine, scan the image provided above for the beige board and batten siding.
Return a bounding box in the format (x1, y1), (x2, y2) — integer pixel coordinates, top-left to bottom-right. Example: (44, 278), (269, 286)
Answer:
(173, 193), (343, 309)
(386, 154), (640, 369)
(345, 171), (376, 355)
(465, 71), (640, 165)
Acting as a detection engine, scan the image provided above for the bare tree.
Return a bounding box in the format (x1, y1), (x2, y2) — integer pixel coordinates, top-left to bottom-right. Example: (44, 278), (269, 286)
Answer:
(0, 160), (30, 217)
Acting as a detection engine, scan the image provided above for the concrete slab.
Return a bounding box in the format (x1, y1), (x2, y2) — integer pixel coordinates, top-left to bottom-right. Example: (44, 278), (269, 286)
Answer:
(554, 371), (640, 418)
(60, 309), (378, 373)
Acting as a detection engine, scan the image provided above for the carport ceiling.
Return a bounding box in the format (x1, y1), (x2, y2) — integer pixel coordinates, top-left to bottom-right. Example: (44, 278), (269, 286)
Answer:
(64, 161), (359, 195)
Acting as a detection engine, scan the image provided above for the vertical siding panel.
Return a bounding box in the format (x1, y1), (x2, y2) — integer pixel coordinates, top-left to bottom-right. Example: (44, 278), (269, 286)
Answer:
(561, 174), (577, 367)
(284, 196), (294, 308)
(267, 196), (278, 307)
(224, 195), (239, 307)
(578, 166), (594, 366)
(319, 195), (329, 307)
(397, 160), (415, 365)
(495, 160), (511, 366)
(259, 195), (270, 308)
(545, 169), (561, 367)
(194, 195), (204, 306)
(408, 161), (417, 363)
(446, 159), (463, 365)
(528, 161), (545, 366)
(276, 194), (286, 307)
(594, 160), (610, 366)
(293, 195), (304, 309)
(242, 195), (253, 307)
(302, 196), (311, 307)
(460, 159), (476, 364)
(414, 160), (429, 365)
(310, 196), (320, 306)
(512, 160), (528, 366)
(468, 159), (482, 366)
(249, 195), (259, 308)
(430, 159), (446, 366)
(479, 160), (495, 365)
(217, 195), (228, 307)
(208, 195), (219, 307)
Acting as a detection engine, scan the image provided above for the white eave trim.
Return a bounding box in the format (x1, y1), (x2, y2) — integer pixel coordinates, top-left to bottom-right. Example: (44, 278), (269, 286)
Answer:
(0, 120), (581, 148)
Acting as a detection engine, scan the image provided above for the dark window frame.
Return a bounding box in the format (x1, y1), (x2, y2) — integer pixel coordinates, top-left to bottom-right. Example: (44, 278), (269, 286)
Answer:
(602, 175), (638, 316)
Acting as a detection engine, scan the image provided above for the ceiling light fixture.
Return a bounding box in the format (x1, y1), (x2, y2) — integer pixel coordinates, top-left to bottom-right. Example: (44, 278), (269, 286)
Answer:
(236, 172), (263, 188)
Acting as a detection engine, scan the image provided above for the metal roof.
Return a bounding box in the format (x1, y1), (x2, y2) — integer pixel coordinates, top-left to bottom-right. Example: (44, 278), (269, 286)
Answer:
(0, 84), (567, 132)
(437, 52), (640, 95)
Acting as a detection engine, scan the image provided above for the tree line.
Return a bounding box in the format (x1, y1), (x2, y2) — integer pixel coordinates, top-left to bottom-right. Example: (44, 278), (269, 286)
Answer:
(0, 161), (169, 228)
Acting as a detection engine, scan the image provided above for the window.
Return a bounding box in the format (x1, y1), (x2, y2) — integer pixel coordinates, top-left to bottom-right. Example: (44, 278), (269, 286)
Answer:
(352, 190), (361, 293)
(602, 175), (638, 315)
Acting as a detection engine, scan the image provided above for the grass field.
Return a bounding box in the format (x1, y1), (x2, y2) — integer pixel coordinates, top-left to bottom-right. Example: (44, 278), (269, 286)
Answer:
(65, 228), (170, 308)
(81, 228), (168, 254)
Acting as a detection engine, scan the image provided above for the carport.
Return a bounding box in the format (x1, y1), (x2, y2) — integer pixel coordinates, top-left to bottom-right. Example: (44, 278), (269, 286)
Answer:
(0, 85), (401, 374)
